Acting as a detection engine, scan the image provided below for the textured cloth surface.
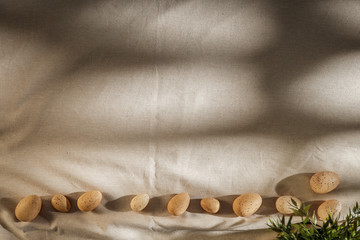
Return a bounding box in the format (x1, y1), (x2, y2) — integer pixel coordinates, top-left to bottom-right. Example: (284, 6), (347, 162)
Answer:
(1, 1), (360, 239)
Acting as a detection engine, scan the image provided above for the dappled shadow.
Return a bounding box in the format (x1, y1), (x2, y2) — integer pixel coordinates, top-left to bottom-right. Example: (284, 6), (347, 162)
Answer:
(1, 0), (360, 150)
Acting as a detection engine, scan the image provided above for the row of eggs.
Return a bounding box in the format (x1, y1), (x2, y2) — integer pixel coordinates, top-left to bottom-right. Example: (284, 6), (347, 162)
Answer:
(15, 171), (341, 222)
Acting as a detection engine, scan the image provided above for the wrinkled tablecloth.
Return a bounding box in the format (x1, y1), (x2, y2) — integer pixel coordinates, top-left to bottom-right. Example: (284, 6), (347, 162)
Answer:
(1, 0), (360, 239)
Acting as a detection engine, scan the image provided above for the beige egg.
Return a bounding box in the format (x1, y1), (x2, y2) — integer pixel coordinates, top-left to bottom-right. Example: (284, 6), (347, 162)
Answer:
(317, 200), (341, 221)
(310, 171), (340, 194)
(130, 193), (150, 212)
(233, 193), (262, 217)
(15, 195), (42, 222)
(200, 198), (220, 214)
(167, 193), (190, 216)
(51, 194), (71, 213)
(77, 190), (102, 212)
(276, 196), (301, 214)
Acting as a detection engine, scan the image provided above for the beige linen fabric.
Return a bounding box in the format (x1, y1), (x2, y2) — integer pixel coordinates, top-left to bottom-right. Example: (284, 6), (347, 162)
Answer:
(1, 1), (360, 239)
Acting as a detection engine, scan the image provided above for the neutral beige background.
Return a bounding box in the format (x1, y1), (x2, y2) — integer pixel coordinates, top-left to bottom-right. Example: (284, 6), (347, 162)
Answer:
(1, 0), (360, 239)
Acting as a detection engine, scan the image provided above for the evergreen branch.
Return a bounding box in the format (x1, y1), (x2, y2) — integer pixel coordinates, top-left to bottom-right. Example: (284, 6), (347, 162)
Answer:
(268, 202), (360, 239)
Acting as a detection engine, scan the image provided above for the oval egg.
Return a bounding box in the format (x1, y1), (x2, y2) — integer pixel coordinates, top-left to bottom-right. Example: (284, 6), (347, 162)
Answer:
(167, 193), (190, 216)
(276, 196), (301, 215)
(200, 198), (220, 214)
(310, 171), (340, 194)
(15, 195), (42, 222)
(233, 193), (262, 217)
(51, 194), (71, 213)
(77, 190), (102, 212)
(317, 199), (341, 221)
(130, 193), (150, 212)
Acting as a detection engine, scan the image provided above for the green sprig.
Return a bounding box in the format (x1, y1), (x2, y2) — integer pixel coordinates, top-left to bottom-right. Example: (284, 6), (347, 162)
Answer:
(267, 201), (360, 239)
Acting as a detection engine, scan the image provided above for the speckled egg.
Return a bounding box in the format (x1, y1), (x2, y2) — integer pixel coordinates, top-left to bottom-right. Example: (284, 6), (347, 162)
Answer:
(130, 193), (150, 212)
(77, 190), (102, 212)
(276, 196), (301, 214)
(310, 171), (340, 194)
(200, 198), (220, 214)
(51, 194), (71, 213)
(15, 195), (42, 222)
(167, 193), (190, 216)
(317, 199), (341, 221)
(233, 193), (262, 217)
